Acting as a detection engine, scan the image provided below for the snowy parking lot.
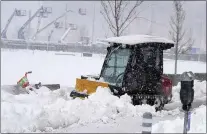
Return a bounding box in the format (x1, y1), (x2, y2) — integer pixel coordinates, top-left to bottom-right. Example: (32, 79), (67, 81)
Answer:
(1, 49), (206, 133)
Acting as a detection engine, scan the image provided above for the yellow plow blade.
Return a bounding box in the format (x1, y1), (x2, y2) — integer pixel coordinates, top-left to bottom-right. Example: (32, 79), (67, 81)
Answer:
(75, 78), (109, 95)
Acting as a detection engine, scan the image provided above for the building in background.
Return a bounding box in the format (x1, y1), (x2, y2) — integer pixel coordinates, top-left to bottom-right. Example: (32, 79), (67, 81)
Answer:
(1, 1), (206, 48)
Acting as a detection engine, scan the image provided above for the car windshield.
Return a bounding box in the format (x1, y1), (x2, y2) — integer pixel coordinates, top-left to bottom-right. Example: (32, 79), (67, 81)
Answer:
(100, 46), (131, 86)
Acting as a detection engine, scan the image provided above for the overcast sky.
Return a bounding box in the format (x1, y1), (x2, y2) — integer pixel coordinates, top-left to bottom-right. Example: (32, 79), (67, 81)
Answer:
(1, 1), (206, 49)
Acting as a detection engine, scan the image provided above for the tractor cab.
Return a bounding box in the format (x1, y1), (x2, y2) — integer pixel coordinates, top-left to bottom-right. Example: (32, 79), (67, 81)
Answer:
(100, 37), (174, 93)
(70, 35), (174, 111)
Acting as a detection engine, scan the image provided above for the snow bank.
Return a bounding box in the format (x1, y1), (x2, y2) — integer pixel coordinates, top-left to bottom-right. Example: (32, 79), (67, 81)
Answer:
(153, 80), (206, 133)
(152, 105), (206, 133)
(32, 87), (136, 132)
(34, 87), (187, 132)
(1, 86), (73, 133)
(1, 86), (180, 133)
(172, 80), (206, 102)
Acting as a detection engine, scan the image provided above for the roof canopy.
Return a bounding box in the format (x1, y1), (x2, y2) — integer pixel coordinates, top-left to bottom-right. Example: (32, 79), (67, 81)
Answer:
(104, 34), (175, 46)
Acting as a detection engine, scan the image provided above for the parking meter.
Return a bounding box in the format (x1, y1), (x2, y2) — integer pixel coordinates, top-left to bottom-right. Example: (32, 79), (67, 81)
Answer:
(180, 71), (195, 134)
(180, 71), (195, 111)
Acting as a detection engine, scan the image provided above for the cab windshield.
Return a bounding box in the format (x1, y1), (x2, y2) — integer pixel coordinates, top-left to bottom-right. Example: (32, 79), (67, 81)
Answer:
(100, 46), (131, 86)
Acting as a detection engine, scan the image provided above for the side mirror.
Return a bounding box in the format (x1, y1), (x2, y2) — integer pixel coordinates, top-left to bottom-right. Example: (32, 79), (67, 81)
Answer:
(180, 71), (195, 111)
(107, 47), (110, 51)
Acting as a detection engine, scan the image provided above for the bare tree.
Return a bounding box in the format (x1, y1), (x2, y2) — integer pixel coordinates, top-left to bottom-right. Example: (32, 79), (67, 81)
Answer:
(169, 1), (194, 75)
(100, 0), (143, 37)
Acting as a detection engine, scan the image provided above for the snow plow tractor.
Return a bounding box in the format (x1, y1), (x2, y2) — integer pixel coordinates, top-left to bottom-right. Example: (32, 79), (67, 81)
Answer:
(70, 35), (174, 111)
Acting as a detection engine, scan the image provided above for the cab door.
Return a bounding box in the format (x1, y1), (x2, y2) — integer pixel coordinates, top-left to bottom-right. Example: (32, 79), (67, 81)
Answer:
(123, 47), (146, 94)
(141, 46), (162, 95)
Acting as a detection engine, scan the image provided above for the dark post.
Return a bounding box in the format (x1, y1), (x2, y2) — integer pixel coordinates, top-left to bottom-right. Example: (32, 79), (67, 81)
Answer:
(180, 71), (195, 134)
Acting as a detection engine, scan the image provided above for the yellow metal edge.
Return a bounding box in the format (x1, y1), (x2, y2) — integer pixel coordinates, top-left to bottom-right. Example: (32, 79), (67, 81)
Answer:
(75, 78), (109, 95)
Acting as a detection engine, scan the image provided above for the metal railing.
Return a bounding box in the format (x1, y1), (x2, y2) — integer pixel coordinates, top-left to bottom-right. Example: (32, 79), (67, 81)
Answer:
(0, 39), (107, 54)
(163, 53), (206, 62)
(1, 39), (206, 62)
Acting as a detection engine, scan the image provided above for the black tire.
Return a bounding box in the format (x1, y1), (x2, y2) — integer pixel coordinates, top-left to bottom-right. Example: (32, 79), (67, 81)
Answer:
(132, 96), (142, 105)
(154, 97), (164, 112)
(70, 90), (88, 98)
(156, 104), (164, 112)
(167, 94), (173, 103)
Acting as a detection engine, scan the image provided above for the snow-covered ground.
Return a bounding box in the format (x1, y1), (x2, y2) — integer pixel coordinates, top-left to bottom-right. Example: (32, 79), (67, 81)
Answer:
(1, 49), (206, 133)
(1, 49), (206, 86)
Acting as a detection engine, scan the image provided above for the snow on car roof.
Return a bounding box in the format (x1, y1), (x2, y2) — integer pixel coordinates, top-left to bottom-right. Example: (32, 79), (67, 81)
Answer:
(104, 34), (175, 45)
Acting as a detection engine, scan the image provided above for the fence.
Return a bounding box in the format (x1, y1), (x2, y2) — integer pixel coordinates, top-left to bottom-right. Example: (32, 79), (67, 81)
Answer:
(1, 39), (206, 62)
(1, 39), (107, 54)
(163, 53), (206, 62)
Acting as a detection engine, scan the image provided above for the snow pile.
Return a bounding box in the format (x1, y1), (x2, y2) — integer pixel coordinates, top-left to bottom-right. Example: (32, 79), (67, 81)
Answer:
(32, 87), (181, 132)
(172, 80), (206, 102)
(1, 83), (206, 133)
(0, 87), (130, 132)
(171, 82), (181, 102)
(193, 80), (206, 98)
(152, 105), (206, 133)
(2, 78), (206, 133)
(32, 87), (136, 132)
(1, 86), (73, 133)
(2, 86), (178, 133)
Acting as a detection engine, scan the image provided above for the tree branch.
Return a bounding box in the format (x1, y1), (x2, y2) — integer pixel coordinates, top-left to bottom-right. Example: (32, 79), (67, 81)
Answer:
(101, 0), (143, 37)
(114, 0), (119, 36)
(101, 1), (117, 31)
(178, 29), (186, 42)
(169, 0), (194, 54)
(116, 0), (123, 21)
(120, 16), (138, 35)
(100, 10), (116, 35)
(119, 1), (130, 19)
(119, 1), (143, 30)
(107, 1), (115, 19)
(178, 37), (194, 54)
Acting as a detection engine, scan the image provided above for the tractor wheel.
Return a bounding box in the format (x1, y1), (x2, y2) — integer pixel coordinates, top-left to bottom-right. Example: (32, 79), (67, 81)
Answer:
(154, 97), (164, 112)
(164, 94), (173, 104)
(132, 96), (142, 105)
(167, 94), (173, 103)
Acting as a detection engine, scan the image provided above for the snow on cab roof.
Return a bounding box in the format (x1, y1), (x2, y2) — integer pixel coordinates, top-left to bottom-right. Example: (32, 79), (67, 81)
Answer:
(105, 34), (175, 45)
